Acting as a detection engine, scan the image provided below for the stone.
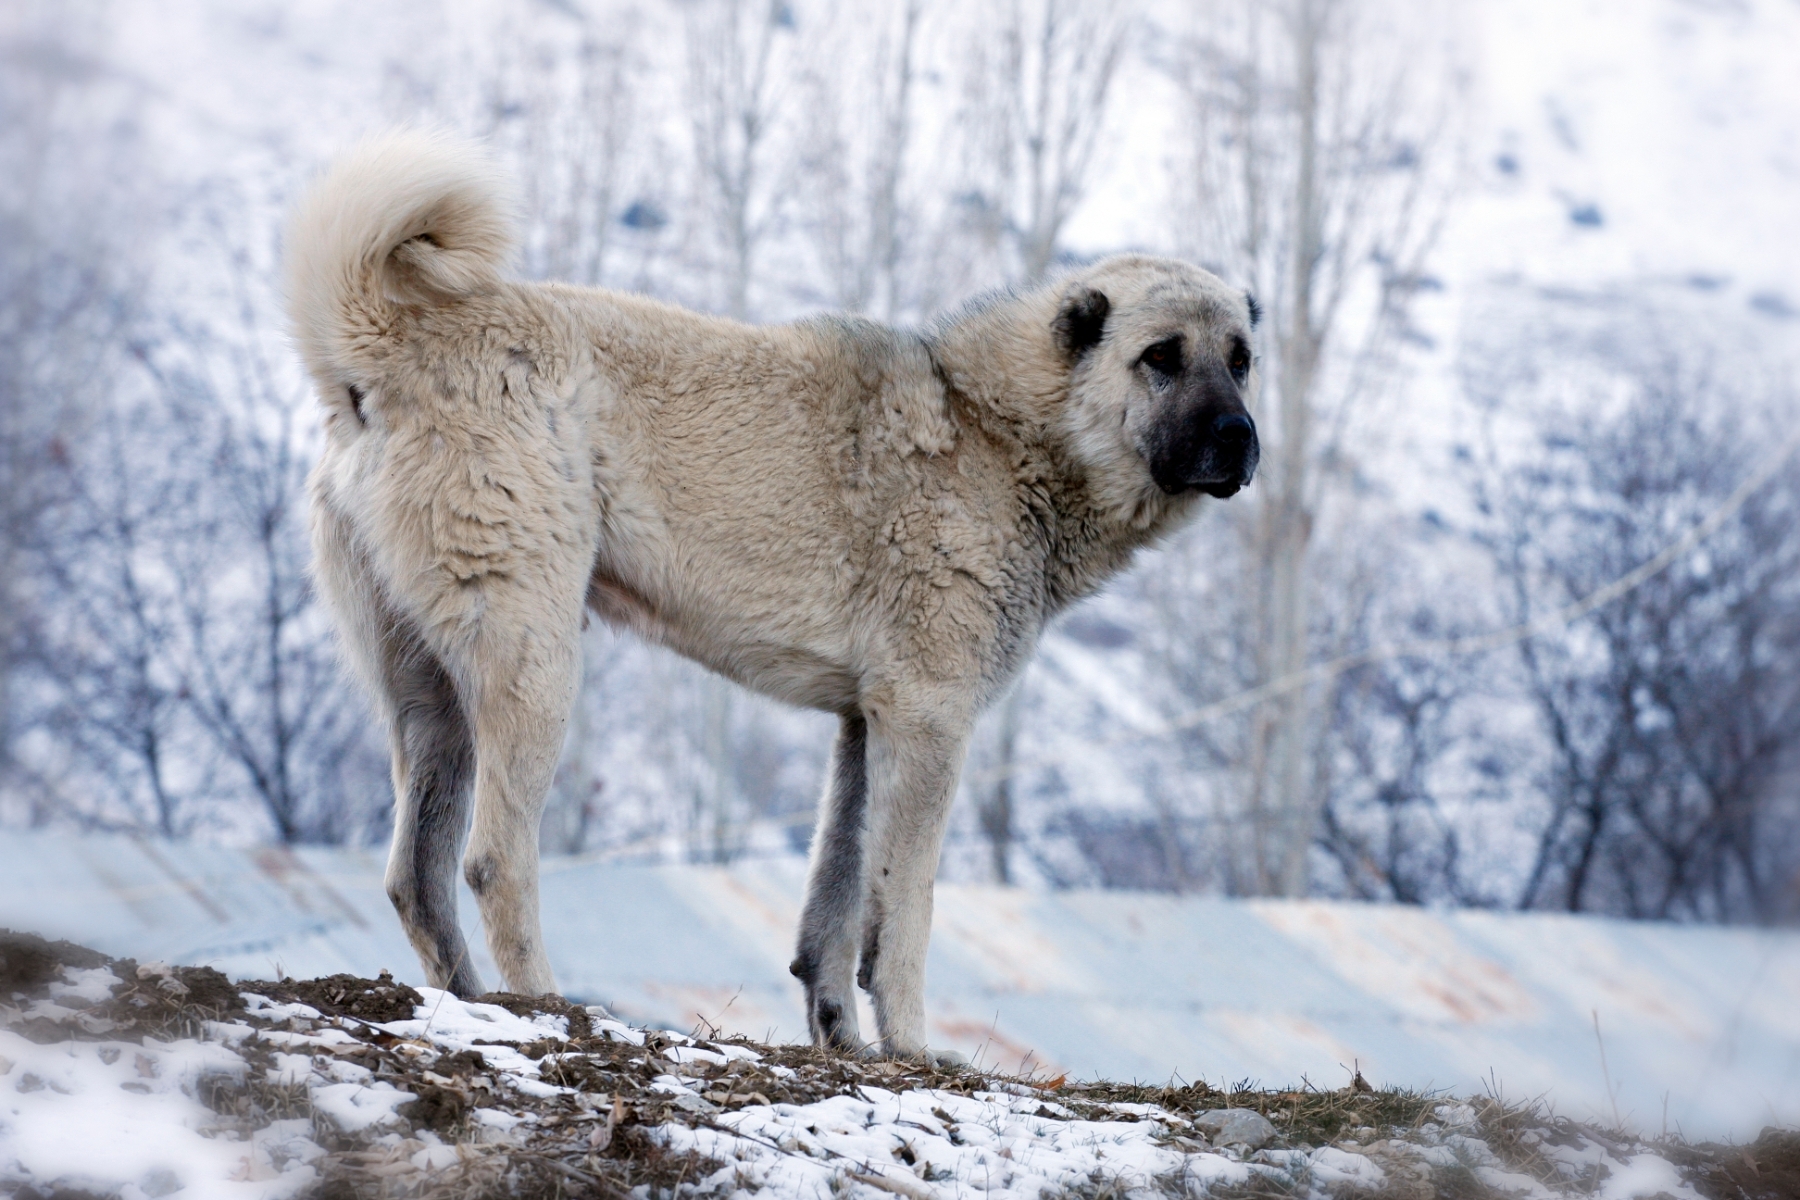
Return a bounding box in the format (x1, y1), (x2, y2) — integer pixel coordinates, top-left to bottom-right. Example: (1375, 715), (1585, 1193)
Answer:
(1196, 1108), (1279, 1151)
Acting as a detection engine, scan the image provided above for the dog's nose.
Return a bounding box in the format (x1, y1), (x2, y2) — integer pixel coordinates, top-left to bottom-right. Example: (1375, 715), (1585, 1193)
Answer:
(1213, 412), (1254, 445)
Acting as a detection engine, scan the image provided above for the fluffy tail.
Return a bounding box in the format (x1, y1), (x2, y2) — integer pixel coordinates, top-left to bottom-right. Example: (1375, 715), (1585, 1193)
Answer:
(286, 130), (514, 393)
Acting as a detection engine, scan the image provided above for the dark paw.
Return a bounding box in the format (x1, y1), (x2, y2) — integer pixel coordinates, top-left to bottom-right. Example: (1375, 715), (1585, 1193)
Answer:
(814, 998), (846, 1044)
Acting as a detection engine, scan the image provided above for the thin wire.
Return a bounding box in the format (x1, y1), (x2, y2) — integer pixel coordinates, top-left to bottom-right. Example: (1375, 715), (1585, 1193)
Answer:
(966, 419), (1800, 789)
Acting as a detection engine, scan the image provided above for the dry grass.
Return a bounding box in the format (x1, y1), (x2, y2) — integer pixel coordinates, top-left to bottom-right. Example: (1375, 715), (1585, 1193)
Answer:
(6, 931), (1795, 1200)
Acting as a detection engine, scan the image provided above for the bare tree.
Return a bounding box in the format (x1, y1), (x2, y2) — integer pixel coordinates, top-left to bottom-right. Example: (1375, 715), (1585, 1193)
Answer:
(1315, 627), (1501, 907)
(1470, 329), (1800, 922)
(685, 0), (795, 319)
(947, 0), (1128, 879)
(19, 192), (387, 845)
(1167, 0), (1460, 896)
(484, 10), (641, 287)
(651, 0), (797, 857)
(24, 405), (196, 835)
(969, 677), (1026, 884)
(0, 4), (143, 810)
(166, 221), (383, 844)
(540, 633), (609, 858)
(796, 0), (923, 317)
(953, 0), (1127, 286)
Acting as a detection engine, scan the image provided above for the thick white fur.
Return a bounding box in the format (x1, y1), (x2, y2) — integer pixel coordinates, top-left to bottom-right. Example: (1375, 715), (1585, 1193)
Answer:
(288, 131), (1257, 1058)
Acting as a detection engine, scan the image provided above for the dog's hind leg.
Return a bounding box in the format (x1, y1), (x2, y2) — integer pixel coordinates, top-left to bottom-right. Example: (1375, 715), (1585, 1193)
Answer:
(791, 713), (870, 1052)
(311, 501), (483, 996)
(382, 635), (484, 997)
(454, 611), (584, 998)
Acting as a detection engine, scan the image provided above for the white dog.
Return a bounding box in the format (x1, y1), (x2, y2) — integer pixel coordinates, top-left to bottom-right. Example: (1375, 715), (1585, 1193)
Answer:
(287, 132), (1258, 1059)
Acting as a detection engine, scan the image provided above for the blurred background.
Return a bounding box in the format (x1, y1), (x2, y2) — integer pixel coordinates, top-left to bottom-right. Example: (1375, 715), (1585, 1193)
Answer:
(3, 0), (1799, 924)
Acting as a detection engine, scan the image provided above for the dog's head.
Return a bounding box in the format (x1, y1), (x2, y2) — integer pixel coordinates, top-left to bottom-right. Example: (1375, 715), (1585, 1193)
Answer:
(1053, 256), (1260, 505)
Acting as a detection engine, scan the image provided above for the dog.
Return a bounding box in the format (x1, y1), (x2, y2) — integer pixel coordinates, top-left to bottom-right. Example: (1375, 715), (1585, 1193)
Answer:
(288, 131), (1258, 1060)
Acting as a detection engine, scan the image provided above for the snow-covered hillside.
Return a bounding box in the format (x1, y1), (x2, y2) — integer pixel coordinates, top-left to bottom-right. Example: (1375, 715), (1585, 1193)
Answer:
(6, 829), (1799, 1143)
(4, 0), (1799, 909)
(6, 930), (1790, 1200)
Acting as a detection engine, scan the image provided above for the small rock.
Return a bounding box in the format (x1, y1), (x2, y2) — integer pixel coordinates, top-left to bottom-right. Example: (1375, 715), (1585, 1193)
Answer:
(141, 1167), (183, 1198)
(670, 1091), (719, 1115)
(76, 1011), (117, 1034)
(1196, 1108), (1278, 1151)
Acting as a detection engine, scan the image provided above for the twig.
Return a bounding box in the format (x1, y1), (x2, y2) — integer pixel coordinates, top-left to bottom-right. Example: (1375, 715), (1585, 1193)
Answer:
(1591, 1009), (1623, 1130)
(421, 939), (472, 1041)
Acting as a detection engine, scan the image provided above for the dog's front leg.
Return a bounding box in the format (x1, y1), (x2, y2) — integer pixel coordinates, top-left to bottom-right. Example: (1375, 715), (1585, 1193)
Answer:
(792, 713), (870, 1052)
(860, 705), (971, 1061)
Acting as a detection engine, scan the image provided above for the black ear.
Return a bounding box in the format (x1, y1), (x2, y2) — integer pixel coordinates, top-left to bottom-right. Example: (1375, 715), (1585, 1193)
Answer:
(1244, 290), (1263, 329)
(1052, 286), (1111, 362)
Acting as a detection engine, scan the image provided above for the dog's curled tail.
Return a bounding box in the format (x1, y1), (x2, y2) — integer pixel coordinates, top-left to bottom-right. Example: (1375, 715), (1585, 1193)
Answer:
(286, 130), (513, 388)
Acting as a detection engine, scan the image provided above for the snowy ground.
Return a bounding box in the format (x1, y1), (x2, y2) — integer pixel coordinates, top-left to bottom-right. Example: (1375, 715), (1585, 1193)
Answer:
(4, 932), (1792, 1200)
(9, 830), (1799, 1145)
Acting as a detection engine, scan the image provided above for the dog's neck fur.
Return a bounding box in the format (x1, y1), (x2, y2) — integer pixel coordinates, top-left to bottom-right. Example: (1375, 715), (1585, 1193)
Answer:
(923, 288), (1196, 612)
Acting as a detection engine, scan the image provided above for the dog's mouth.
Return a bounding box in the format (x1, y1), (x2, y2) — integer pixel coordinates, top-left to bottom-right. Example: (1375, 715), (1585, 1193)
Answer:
(1175, 452), (1257, 499)
(1152, 473), (1250, 499)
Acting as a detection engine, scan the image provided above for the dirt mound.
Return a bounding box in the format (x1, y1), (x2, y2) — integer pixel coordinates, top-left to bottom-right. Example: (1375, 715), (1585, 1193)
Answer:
(1, 934), (1786, 1200)
(1670, 1126), (1800, 1200)
(0, 929), (107, 995)
(2, 929), (243, 1044)
(246, 972), (424, 1024)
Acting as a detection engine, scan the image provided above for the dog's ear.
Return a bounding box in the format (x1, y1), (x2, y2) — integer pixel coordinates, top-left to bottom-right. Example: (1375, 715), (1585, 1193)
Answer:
(1244, 290), (1262, 329)
(1053, 286), (1111, 362)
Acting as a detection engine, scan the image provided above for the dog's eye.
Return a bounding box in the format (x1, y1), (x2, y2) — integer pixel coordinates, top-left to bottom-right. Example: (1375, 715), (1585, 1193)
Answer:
(1141, 338), (1182, 376)
(1228, 340), (1252, 379)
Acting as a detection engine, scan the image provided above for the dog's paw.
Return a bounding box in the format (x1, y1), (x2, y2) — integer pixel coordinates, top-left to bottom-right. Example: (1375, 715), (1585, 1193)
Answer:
(876, 1044), (969, 1068)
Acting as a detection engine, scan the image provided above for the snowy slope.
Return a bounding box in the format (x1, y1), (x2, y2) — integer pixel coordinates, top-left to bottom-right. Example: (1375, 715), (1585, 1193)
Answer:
(1451, 0), (1800, 303)
(4, 829), (1797, 1143)
(4, 948), (1738, 1200)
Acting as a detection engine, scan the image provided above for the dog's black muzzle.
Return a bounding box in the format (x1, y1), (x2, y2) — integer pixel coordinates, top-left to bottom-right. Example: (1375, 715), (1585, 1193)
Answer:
(1146, 372), (1260, 498)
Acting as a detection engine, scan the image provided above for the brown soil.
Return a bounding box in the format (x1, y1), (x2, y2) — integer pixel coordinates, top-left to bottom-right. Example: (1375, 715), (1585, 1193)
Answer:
(2, 933), (1789, 1200)
(1669, 1126), (1800, 1200)
(246, 972), (425, 1024)
(0, 929), (108, 996)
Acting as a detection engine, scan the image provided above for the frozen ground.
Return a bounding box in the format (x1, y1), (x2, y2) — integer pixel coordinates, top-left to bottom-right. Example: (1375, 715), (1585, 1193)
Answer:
(3, 829), (1798, 1147)
(6, 932), (1792, 1200)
